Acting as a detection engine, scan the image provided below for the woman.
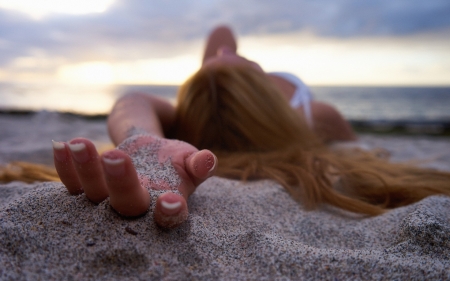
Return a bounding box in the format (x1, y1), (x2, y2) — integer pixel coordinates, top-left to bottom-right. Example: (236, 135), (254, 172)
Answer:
(53, 26), (450, 228)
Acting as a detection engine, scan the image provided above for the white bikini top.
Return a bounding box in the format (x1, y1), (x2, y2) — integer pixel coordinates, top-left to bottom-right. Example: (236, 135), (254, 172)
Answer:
(269, 72), (313, 128)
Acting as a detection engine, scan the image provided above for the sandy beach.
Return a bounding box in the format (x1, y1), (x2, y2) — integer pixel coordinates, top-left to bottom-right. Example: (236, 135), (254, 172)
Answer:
(1, 111), (450, 280)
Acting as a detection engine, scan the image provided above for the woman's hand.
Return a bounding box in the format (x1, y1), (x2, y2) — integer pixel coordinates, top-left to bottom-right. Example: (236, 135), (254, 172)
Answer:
(53, 134), (217, 228)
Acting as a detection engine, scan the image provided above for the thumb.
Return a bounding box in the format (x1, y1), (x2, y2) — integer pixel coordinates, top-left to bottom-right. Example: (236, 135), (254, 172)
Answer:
(185, 149), (217, 187)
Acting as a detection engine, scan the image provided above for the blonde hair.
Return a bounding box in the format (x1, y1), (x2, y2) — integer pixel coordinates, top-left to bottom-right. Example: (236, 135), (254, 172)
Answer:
(0, 161), (60, 183)
(174, 65), (450, 216)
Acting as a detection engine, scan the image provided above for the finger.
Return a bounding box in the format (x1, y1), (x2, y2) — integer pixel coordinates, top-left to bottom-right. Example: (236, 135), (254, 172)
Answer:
(68, 138), (109, 203)
(52, 140), (83, 195)
(185, 150), (217, 188)
(154, 192), (188, 229)
(101, 149), (150, 217)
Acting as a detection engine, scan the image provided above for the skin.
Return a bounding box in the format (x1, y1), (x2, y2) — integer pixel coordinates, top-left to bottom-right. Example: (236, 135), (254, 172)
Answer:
(202, 26), (357, 143)
(54, 25), (356, 229)
(54, 93), (218, 228)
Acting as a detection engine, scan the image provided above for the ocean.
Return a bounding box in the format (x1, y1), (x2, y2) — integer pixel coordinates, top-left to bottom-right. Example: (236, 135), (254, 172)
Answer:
(1, 83), (450, 134)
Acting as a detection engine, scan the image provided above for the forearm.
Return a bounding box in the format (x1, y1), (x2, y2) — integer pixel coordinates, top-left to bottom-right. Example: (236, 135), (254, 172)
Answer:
(107, 93), (175, 145)
(202, 25), (237, 64)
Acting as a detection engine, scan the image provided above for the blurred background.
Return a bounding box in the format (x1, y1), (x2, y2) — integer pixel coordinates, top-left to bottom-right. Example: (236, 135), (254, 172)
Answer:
(0, 0), (449, 133)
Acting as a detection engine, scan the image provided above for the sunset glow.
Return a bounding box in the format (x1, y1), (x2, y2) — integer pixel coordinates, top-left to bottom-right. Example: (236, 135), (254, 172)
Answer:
(50, 32), (450, 86)
(0, 1), (449, 86)
(57, 56), (200, 85)
(0, 0), (115, 19)
(240, 31), (450, 86)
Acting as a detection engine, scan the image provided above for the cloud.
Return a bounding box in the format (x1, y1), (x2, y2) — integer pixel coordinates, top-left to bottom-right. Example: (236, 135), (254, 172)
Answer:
(0, 0), (449, 69)
(226, 0), (450, 37)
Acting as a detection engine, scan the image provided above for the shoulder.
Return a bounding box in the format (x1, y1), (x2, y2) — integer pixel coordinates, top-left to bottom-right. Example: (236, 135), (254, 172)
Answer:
(309, 101), (348, 129)
(309, 101), (357, 142)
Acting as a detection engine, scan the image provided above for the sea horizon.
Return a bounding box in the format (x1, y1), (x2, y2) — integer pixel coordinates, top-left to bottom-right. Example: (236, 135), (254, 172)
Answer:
(1, 82), (450, 135)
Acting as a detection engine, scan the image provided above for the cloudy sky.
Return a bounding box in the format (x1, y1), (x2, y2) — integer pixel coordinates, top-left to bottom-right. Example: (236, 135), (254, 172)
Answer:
(0, 0), (449, 86)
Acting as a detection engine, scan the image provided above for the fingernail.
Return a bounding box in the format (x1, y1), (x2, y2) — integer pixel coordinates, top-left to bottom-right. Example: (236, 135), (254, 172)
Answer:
(162, 201), (181, 210)
(207, 154), (217, 173)
(68, 142), (85, 152)
(102, 154), (125, 176)
(52, 140), (67, 161)
(160, 199), (182, 215)
(155, 193), (187, 228)
(52, 140), (65, 150)
(68, 142), (89, 163)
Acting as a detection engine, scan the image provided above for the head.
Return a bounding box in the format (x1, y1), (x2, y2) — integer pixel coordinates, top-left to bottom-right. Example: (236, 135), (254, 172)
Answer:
(174, 64), (320, 154)
(174, 61), (450, 217)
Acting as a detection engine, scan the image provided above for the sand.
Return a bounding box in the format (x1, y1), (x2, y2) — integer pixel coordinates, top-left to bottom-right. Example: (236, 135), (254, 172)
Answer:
(1, 112), (450, 280)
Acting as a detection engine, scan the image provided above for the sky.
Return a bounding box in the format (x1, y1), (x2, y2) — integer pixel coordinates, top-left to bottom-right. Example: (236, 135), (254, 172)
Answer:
(0, 0), (449, 86)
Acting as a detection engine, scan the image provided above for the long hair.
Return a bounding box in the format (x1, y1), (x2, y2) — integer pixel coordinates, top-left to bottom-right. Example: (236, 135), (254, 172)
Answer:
(174, 65), (450, 216)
